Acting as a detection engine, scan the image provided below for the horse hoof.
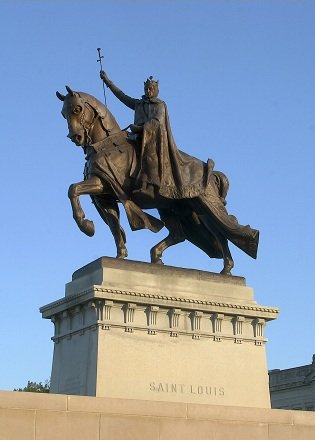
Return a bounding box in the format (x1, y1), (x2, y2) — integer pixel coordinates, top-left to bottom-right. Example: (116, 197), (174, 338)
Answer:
(150, 251), (163, 264)
(220, 269), (232, 276)
(220, 257), (234, 276)
(116, 249), (128, 259)
(80, 219), (95, 237)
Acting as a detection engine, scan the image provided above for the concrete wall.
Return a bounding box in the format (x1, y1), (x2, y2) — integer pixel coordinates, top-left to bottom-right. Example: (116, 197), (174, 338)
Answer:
(1, 390), (315, 439)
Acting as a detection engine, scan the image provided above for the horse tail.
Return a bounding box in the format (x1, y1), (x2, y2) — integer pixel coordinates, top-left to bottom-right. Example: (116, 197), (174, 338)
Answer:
(213, 171), (229, 205)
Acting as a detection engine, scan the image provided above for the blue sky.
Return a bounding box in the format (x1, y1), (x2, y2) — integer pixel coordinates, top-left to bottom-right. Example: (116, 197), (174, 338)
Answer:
(1, 0), (315, 390)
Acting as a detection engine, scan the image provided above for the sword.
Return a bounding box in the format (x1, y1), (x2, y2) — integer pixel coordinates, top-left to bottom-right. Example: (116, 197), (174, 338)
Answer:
(97, 47), (107, 106)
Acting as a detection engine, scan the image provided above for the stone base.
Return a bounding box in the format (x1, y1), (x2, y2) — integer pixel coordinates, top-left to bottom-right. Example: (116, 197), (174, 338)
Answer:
(40, 257), (279, 408)
(1, 391), (315, 440)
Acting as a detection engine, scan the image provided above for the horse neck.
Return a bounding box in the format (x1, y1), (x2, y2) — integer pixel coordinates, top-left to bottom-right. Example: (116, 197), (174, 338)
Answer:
(89, 111), (121, 144)
(101, 107), (122, 134)
(88, 118), (108, 144)
(80, 94), (122, 144)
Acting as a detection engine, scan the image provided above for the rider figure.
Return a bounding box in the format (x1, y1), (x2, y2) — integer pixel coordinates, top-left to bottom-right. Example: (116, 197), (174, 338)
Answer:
(100, 70), (164, 198)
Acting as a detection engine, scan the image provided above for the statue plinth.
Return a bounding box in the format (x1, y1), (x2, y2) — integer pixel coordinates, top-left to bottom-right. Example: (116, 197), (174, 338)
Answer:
(40, 257), (278, 407)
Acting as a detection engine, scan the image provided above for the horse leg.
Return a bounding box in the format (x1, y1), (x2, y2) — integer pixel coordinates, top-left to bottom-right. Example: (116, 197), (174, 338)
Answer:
(198, 219), (234, 275)
(191, 200), (234, 275)
(150, 233), (185, 264)
(150, 210), (185, 264)
(220, 239), (234, 275)
(68, 176), (104, 237)
(93, 196), (128, 259)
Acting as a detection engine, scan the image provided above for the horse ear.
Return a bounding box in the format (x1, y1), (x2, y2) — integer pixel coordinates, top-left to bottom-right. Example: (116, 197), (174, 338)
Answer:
(65, 85), (75, 96)
(56, 91), (65, 101)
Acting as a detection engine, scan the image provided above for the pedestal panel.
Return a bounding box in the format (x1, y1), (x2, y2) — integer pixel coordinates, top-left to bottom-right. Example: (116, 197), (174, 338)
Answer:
(41, 257), (279, 407)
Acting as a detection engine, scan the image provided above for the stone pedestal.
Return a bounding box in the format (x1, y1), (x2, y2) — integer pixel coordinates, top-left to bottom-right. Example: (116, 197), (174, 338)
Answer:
(40, 257), (278, 408)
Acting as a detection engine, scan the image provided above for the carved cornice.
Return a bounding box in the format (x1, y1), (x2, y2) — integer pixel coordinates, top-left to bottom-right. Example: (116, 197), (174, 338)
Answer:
(51, 321), (268, 345)
(40, 286), (279, 319)
(45, 296), (270, 346)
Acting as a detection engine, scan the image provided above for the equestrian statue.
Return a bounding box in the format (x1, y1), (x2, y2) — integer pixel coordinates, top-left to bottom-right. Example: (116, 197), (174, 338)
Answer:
(56, 69), (259, 275)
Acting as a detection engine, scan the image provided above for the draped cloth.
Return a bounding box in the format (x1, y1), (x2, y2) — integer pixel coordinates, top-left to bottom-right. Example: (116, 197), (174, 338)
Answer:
(135, 97), (208, 198)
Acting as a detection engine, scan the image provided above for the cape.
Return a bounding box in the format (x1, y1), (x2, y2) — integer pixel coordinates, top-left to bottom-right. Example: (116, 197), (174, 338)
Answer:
(137, 98), (209, 199)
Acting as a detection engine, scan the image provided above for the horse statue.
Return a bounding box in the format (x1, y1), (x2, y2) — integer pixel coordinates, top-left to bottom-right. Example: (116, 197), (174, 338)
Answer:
(56, 86), (259, 275)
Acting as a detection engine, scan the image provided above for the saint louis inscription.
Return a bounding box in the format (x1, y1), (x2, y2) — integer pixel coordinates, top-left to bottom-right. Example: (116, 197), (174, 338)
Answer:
(149, 382), (225, 396)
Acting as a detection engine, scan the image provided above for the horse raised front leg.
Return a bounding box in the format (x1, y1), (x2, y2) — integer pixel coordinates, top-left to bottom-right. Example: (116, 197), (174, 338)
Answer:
(68, 176), (104, 237)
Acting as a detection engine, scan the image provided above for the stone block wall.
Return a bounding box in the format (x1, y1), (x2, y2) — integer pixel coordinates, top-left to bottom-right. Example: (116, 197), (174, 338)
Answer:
(1, 391), (315, 439)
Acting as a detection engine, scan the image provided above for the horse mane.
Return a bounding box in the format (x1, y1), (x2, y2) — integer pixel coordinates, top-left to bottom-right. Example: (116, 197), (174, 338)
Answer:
(76, 92), (106, 116)
(76, 91), (121, 134)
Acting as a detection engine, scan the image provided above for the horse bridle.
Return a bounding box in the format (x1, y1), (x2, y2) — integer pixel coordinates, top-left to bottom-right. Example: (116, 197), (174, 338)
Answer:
(77, 99), (106, 146)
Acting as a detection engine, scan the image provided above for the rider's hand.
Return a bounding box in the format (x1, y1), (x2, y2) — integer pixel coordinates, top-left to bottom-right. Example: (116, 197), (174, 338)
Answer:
(130, 124), (143, 134)
(100, 70), (110, 86)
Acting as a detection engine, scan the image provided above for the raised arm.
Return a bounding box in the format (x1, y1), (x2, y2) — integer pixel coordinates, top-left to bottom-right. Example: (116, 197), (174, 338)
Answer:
(100, 71), (137, 110)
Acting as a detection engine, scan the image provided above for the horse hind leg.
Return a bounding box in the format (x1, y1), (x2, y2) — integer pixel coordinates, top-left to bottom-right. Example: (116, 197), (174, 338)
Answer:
(93, 196), (128, 259)
(150, 210), (185, 264)
(192, 199), (234, 275)
(150, 233), (185, 264)
(203, 224), (234, 275)
(220, 239), (234, 276)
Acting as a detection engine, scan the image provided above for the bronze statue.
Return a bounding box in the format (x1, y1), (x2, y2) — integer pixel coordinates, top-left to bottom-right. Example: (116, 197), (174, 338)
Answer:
(99, 72), (207, 200)
(56, 75), (259, 275)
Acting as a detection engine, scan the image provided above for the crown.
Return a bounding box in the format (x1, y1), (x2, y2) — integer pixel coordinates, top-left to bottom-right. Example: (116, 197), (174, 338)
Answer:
(144, 76), (159, 87)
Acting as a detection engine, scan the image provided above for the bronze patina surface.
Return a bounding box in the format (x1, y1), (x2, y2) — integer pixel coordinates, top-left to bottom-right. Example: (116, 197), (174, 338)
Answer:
(56, 74), (259, 275)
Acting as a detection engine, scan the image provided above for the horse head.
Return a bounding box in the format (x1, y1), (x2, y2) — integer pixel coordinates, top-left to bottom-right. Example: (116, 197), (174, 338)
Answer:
(56, 86), (121, 147)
